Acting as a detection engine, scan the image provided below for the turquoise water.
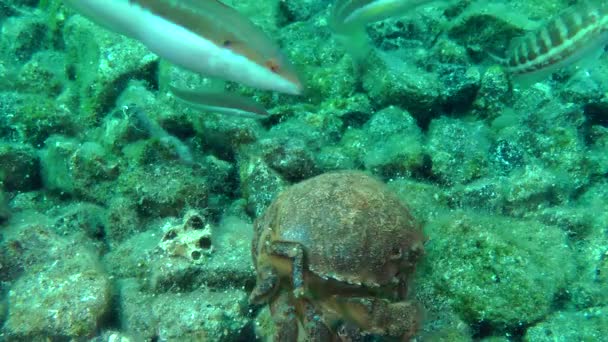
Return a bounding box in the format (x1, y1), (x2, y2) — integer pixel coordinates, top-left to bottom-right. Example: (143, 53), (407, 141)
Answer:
(0, 0), (607, 341)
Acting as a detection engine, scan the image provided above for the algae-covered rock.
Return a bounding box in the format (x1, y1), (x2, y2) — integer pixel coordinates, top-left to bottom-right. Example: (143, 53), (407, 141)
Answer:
(566, 181), (608, 309)
(2, 0), (39, 11)
(362, 51), (441, 121)
(117, 164), (209, 219)
(5, 94), (80, 146)
(105, 195), (142, 246)
(0, 143), (41, 191)
(427, 117), (492, 185)
(276, 18), (355, 105)
(361, 106), (425, 179)
(388, 178), (448, 224)
(147, 214), (254, 292)
(437, 64), (481, 112)
(1, 218), (111, 339)
(39, 135), (79, 193)
(48, 202), (107, 244)
(239, 157), (286, 217)
(0, 13), (50, 64)
(4, 262), (111, 339)
(316, 145), (357, 172)
(498, 99), (595, 192)
(259, 137), (318, 182)
(473, 66), (510, 119)
(40, 136), (119, 199)
(588, 125), (608, 177)
(488, 139), (525, 175)
(524, 307), (608, 342)
(63, 15), (158, 119)
(104, 214), (255, 340)
(119, 279), (251, 341)
(193, 112), (261, 161)
(447, 0), (568, 59)
(425, 211), (574, 331)
(446, 165), (569, 217)
(16, 50), (66, 96)
(278, 0), (325, 22)
(0, 188), (9, 223)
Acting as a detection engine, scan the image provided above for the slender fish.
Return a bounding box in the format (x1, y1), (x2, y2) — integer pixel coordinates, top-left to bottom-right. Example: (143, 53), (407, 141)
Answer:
(330, 0), (452, 60)
(63, 0), (302, 95)
(331, 0), (450, 30)
(503, 1), (608, 85)
(169, 86), (270, 119)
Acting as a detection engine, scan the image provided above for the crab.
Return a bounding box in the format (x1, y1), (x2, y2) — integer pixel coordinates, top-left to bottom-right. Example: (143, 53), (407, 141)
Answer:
(250, 171), (425, 341)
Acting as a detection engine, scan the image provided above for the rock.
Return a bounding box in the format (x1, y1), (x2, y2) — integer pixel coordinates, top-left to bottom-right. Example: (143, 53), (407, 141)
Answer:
(63, 15), (158, 119)
(315, 145), (357, 172)
(193, 112), (261, 161)
(473, 66), (510, 119)
(425, 210), (574, 331)
(278, 0), (326, 23)
(437, 64), (481, 112)
(16, 51), (66, 96)
(119, 279), (251, 341)
(105, 196), (142, 246)
(260, 137), (318, 182)
(158, 210), (213, 265)
(238, 157), (286, 217)
(148, 214), (255, 292)
(117, 164), (209, 219)
(0, 14), (50, 64)
(3, 262), (111, 339)
(525, 308), (608, 341)
(1, 219), (111, 339)
(388, 178), (448, 224)
(3, 94), (80, 147)
(362, 51), (442, 123)
(566, 182), (608, 309)
(40, 136), (119, 200)
(488, 139), (525, 175)
(0, 143), (41, 192)
(361, 106), (425, 179)
(0, 189), (9, 223)
(427, 116), (492, 185)
(47, 202), (107, 245)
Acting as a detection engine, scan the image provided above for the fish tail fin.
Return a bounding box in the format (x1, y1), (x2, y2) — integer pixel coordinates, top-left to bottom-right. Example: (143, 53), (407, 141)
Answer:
(332, 27), (373, 63)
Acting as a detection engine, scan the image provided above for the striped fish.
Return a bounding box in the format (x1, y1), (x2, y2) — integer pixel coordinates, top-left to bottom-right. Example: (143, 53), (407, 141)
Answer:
(503, 1), (608, 85)
(64, 0), (302, 95)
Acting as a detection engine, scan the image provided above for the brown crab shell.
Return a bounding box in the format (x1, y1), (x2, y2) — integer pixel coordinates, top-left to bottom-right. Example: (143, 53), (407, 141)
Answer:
(253, 171), (424, 289)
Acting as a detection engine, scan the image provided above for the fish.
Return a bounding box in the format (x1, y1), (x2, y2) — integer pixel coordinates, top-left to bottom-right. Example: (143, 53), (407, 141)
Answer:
(330, 0), (452, 60)
(63, 0), (302, 95)
(501, 1), (608, 85)
(331, 0), (450, 30)
(169, 86), (270, 119)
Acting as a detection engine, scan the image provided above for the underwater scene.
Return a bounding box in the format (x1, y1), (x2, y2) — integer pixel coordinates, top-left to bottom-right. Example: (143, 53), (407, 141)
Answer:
(0, 0), (607, 341)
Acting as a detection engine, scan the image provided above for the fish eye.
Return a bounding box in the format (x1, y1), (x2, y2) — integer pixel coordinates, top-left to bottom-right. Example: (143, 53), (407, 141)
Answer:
(266, 59), (280, 73)
(223, 40), (232, 47)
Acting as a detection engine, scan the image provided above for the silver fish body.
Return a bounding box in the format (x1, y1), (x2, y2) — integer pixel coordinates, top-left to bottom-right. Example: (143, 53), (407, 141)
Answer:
(64, 0), (302, 94)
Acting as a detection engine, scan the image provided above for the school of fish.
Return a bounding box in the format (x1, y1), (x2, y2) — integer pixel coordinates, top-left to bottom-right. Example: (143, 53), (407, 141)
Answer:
(63, 0), (608, 117)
